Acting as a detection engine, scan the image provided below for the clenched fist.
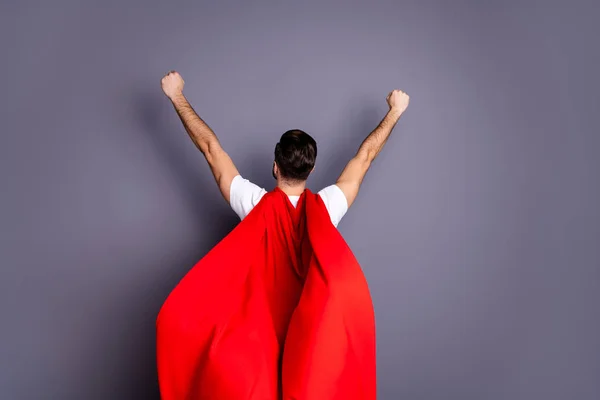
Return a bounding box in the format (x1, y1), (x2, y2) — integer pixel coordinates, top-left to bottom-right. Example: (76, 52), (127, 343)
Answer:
(161, 71), (185, 100)
(386, 89), (410, 114)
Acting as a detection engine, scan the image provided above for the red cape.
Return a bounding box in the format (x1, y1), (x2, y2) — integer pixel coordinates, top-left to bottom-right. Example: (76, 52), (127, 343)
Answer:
(156, 188), (376, 399)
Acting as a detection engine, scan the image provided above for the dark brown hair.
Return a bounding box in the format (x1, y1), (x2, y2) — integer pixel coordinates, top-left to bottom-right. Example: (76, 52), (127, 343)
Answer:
(274, 129), (317, 182)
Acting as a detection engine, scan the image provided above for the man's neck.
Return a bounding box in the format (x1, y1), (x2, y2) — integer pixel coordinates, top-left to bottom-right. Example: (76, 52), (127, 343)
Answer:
(277, 179), (306, 196)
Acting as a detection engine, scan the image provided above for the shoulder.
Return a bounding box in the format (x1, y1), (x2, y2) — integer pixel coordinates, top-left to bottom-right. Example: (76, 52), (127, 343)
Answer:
(317, 184), (348, 227)
(229, 175), (267, 220)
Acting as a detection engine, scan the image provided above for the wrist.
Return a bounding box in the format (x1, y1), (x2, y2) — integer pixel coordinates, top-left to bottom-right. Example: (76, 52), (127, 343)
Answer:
(388, 107), (403, 119)
(169, 92), (185, 103)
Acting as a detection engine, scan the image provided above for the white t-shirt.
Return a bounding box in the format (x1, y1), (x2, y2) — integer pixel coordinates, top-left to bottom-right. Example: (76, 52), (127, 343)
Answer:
(229, 175), (348, 227)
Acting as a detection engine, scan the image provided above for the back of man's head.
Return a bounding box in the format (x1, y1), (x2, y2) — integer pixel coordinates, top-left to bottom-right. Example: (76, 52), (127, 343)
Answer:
(274, 129), (317, 182)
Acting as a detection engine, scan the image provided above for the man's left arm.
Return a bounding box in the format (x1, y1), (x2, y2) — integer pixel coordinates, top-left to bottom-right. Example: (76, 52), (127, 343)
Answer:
(161, 71), (239, 203)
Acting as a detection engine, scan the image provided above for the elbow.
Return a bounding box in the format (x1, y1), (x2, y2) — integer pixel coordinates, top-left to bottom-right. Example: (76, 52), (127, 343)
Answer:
(356, 148), (376, 165)
(206, 138), (221, 154)
(200, 138), (221, 156)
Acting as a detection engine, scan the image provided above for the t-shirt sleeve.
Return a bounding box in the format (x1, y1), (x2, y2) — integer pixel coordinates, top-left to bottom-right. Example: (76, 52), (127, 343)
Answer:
(229, 175), (268, 220)
(317, 184), (349, 227)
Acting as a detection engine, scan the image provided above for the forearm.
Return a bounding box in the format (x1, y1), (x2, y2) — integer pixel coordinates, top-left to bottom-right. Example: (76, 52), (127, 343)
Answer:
(170, 94), (221, 155)
(356, 108), (402, 162)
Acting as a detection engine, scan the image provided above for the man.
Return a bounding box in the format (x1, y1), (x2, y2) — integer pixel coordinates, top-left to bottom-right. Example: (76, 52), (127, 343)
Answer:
(159, 71), (409, 226)
(156, 71), (409, 400)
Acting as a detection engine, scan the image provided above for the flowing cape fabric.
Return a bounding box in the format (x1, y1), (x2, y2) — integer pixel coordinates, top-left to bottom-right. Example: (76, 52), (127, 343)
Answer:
(156, 188), (376, 399)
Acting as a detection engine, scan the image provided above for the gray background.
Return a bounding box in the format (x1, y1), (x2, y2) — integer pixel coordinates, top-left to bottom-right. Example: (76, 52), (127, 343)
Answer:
(1, 0), (599, 399)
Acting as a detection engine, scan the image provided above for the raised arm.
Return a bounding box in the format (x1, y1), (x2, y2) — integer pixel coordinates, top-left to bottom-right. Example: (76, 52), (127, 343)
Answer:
(161, 71), (239, 203)
(336, 89), (410, 207)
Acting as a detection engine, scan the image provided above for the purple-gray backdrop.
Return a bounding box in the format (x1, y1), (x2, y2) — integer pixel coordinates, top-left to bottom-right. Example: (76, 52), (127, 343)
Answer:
(1, 0), (599, 399)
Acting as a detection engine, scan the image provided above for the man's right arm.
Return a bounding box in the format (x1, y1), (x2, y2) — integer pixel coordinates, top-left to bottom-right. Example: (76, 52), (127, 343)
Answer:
(161, 71), (239, 203)
(336, 89), (410, 208)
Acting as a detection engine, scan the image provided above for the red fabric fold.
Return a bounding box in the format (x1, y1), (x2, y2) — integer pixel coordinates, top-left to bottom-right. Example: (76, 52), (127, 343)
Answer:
(156, 188), (376, 399)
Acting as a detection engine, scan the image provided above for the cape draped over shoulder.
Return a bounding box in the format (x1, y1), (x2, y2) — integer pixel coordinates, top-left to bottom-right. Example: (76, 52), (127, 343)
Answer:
(156, 188), (376, 399)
